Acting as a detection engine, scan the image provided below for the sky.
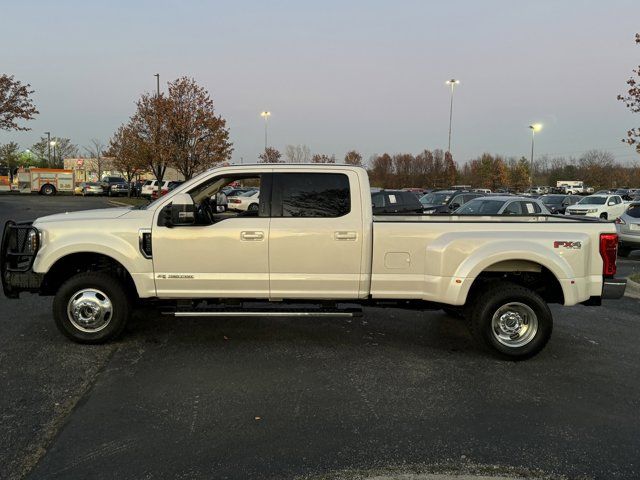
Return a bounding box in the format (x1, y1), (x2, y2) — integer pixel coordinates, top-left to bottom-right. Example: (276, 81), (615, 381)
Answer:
(1, 0), (639, 165)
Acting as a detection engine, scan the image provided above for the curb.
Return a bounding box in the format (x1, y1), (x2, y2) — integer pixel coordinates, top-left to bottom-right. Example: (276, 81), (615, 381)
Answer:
(625, 277), (640, 299)
(107, 200), (133, 207)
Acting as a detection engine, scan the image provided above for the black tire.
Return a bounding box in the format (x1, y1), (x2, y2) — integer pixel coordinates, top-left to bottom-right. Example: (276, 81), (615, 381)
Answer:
(40, 184), (56, 196)
(248, 203), (259, 212)
(466, 282), (553, 360)
(442, 306), (465, 319)
(618, 246), (631, 258)
(600, 212), (608, 220)
(53, 272), (131, 344)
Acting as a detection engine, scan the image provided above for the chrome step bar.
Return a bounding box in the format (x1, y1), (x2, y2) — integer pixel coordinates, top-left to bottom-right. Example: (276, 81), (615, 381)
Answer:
(172, 311), (358, 318)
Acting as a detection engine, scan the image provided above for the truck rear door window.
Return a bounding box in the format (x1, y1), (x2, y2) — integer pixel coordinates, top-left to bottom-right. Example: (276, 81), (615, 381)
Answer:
(272, 173), (351, 217)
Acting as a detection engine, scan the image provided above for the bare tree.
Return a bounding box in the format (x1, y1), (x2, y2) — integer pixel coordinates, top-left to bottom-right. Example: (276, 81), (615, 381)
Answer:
(0, 74), (38, 131)
(31, 137), (78, 168)
(284, 144), (311, 163)
(84, 139), (105, 179)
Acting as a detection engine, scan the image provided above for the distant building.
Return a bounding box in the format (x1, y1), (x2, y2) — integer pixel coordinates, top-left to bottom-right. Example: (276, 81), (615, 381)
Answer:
(63, 158), (184, 183)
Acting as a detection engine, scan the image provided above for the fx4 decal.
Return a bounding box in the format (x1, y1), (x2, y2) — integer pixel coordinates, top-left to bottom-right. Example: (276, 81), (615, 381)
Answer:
(554, 241), (582, 249)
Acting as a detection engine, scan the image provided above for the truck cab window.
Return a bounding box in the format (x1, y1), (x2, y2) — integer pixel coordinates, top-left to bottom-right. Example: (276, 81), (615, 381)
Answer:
(182, 174), (266, 225)
(272, 173), (350, 218)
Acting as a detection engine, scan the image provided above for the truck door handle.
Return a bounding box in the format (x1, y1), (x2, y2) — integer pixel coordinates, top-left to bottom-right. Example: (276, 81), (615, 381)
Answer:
(240, 231), (264, 241)
(334, 231), (357, 241)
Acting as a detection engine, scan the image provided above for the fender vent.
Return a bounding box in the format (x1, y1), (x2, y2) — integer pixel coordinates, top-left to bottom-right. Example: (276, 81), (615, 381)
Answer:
(139, 229), (152, 259)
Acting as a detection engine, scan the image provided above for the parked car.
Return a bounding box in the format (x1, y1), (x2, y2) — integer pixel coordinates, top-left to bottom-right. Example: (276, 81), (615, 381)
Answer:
(565, 194), (626, 220)
(372, 190), (424, 214)
(419, 190), (485, 214)
(141, 180), (170, 198)
(227, 189), (260, 212)
(223, 187), (255, 197)
(472, 188), (491, 194)
(539, 194), (582, 215)
(454, 196), (550, 215)
(614, 189), (634, 201)
(151, 181), (184, 200)
(615, 201), (640, 257)
(100, 176), (128, 197)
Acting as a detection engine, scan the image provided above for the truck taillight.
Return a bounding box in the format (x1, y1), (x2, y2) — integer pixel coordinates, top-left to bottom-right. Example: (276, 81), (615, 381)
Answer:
(599, 233), (618, 277)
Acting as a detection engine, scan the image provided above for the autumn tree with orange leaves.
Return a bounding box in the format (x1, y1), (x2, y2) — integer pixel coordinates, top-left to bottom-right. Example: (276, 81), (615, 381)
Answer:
(0, 74), (38, 131)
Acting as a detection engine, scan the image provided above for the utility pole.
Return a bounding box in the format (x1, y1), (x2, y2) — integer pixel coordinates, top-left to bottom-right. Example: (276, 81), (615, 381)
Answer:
(154, 73), (160, 96)
(45, 131), (51, 167)
(260, 111), (271, 152)
(445, 79), (460, 154)
(528, 124), (542, 189)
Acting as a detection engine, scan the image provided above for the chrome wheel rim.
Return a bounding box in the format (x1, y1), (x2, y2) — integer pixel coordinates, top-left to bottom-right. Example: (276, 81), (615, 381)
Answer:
(491, 302), (538, 348)
(67, 288), (113, 333)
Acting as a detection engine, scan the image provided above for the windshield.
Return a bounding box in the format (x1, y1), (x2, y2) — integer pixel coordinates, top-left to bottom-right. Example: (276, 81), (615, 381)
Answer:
(578, 196), (607, 205)
(541, 195), (564, 205)
(420, 192), (451, 205)
(456, 199), (504, 214)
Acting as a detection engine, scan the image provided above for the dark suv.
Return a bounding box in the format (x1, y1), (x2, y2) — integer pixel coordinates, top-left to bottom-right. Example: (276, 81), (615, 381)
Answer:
(101, 176), (128, 197)
(371, 190), (424, 214)
(419, 190), (485, 214)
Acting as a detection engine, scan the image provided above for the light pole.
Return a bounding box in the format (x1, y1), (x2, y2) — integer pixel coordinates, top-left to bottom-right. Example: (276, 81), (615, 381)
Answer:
(528, 124), (542, 189)
(260, 111), (271, 152)
(50, 140), (57, 167)
(154, 73), (160, 97)
(445, 79), (460, 154)
(44, 131), (51, 166)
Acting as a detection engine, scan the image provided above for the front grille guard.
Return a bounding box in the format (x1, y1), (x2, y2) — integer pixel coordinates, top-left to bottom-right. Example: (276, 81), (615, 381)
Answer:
(1, 221), (40, 273)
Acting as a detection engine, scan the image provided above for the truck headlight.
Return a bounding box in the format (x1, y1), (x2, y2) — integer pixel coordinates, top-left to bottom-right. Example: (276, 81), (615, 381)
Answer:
(587, 209), (598, 213)
(26, 230), (40, 253)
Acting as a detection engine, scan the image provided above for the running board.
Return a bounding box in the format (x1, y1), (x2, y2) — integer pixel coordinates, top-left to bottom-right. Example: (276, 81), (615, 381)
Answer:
(172, 311), (358, 318)
(163, 304), (363, 318)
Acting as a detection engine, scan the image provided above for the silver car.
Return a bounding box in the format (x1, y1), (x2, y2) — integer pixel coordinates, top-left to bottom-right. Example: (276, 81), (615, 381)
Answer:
(454, 196), (551, 215)
(615, 201), (640, 257)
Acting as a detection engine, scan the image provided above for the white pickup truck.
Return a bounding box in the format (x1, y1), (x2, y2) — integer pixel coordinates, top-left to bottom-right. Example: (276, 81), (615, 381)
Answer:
(1, 165), (626, 359)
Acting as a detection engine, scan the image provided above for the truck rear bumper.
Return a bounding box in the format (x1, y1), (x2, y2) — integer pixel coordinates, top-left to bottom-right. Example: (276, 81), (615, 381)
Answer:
(602, 278), (626, 300)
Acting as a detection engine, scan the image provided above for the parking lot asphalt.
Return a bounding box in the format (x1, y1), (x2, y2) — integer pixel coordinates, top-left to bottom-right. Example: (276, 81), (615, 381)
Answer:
(1, 195), (639, 480)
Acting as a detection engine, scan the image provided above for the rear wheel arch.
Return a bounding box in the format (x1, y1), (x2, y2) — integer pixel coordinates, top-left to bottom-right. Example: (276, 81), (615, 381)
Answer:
(465, 261), (565, 306)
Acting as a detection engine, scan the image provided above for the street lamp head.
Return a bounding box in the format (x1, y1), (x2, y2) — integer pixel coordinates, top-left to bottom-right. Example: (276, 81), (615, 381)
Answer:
(529, 123), (543, 132)
(446, 79), (460, 85)
(50, 141), (57, 146)
(260, 111), (271, 118)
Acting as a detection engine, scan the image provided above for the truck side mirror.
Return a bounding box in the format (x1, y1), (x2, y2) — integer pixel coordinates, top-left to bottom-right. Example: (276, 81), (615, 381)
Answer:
(169, 193), (196, 226)
(608, 201), (615, 206)
(450, 203), (460, 210)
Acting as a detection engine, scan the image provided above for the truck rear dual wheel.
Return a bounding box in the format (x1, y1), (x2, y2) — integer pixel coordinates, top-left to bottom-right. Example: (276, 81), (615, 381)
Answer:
(466, 282), (553, 360)
(53, 272), (131, 344)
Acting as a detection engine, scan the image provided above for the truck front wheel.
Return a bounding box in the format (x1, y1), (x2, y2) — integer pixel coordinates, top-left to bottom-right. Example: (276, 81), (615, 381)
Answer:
(466, 282), (552, 360)
(53, 272), (131, 344)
